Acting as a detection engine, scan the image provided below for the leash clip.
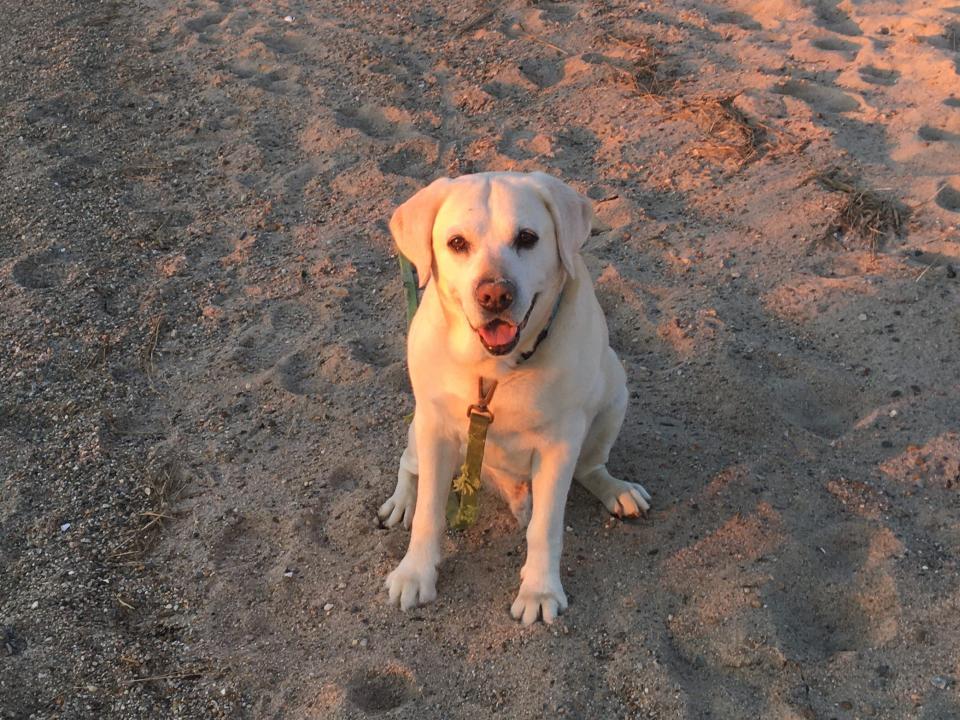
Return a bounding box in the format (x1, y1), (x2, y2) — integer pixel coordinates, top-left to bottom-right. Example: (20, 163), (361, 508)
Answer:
(465, 377), (497, 422)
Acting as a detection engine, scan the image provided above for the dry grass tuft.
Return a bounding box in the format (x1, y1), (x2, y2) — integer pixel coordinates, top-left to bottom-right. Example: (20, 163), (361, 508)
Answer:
(111, 454), (186, 562)
(814, 167), (910, 252)
(685, 95), (767, 165)
(604, 33), (678, 96)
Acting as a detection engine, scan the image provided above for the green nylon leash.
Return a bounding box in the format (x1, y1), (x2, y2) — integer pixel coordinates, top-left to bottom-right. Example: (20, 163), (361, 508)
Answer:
(398, 253), (495, 530)
(446, 379), (497, 530)
(398, 254), (419, 327)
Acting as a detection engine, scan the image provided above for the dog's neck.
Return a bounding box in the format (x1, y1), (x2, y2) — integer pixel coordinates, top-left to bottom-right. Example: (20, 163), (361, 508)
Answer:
(517, 285), (565, 364)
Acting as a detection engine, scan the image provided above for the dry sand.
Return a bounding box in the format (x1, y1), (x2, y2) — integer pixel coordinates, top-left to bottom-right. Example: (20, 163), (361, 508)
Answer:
(2, 0), (960, 718)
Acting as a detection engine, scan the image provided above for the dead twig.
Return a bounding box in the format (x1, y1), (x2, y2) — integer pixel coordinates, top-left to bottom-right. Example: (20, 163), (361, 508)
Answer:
(126, 670), (206, 685)
(517, 22), (569, 55)
(116, 596), (136, 610)
(458, 6), (497, 36)
(915, 262), (935, 282)
(141, 314), (164, 375)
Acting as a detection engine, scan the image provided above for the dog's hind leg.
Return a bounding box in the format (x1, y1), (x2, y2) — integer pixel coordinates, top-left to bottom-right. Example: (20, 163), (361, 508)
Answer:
(574, 377), (651, 517)
(378, 422), (418, 529)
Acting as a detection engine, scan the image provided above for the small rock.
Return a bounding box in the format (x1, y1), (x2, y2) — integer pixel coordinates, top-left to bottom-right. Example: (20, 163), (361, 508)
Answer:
(889, 409), (898, 417)
(59, 523), (71, 533)
(931, 675), (950, 690)
(30, 601), (38, 610)
(858, 313), (867, 321)
(283, 15), (294, 22)
(323, 603), (334, 612)
(947, 264), (957, 279)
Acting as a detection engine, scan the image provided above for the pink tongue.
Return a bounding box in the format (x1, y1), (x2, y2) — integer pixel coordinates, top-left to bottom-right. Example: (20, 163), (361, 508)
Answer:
(479, 320), (518, 347)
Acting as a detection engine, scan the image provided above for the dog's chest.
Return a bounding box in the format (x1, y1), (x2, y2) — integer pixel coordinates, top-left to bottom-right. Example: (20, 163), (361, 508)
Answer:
(477, 425), (535, 479)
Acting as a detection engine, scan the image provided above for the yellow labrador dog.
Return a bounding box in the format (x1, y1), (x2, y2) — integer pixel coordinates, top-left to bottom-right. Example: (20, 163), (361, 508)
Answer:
(378, 171), (650, 625)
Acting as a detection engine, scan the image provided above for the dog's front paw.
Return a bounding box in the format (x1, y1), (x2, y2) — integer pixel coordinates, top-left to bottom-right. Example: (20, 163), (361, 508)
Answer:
(385, 556), (437, 611)
(378, 474), (416, 529)
(605, 480), (651, 518)
(510, 572), (568, 625)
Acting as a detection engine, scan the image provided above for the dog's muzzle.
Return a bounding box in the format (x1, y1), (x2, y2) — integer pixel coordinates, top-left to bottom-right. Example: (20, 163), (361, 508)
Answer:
(476, 294), (538, 356)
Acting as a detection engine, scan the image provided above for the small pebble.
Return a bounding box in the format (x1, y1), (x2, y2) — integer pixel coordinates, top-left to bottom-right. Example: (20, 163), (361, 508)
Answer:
(932, 675), (949, 690)
(323, 603), (334, 612)
(947, 264), (956, 279)
(858, 313), (867, 321)
(283, 15), (294, 22)
(889, 409), (898, 417)
(59, 523), (71, 532)
(30, 601), (38, 610)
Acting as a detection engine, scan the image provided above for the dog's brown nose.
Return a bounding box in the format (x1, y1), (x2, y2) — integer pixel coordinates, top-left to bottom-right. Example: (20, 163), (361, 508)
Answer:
(475, 279), (515, 313)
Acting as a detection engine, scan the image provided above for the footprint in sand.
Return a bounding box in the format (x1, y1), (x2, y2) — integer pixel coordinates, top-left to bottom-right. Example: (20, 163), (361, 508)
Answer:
(713, 10), (762, 30)
(334, 105), (400, 140)
(773, 79), (860, 113)
(11, 249), (76, 290)
(184, 11), (225, 35)
(775, 376), (860, 439)
(859, 65), (899, 86)
(535, 1), (578, 23)
(935, 184), (960, 212)
(768, 522), (900, 660)
(282, 163), (317, 196)
(344, 666), (416, 714)
(276, 351), (315, 395)
(918, 125), (960, 143)
(378, 138), (438, 179)
(518, 57), (563, 89)
(812, 36), (861, 56)
(231, 302), (311, 373)
(226, 62), (292, 93)
(811, 0), (863, 37)
(255, 32), (304, 55)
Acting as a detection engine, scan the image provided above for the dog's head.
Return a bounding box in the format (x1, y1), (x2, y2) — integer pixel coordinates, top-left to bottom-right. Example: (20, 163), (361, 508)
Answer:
(390, 172), (593, 356)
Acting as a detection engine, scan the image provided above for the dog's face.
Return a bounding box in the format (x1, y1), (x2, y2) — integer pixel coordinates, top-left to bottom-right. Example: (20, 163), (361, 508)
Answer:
(390, 172), (593, 357)
(431, 180), (560, 355)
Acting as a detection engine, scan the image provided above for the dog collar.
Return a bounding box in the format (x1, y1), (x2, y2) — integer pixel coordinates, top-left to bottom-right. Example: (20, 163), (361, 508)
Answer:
(518, 287), (564, 364)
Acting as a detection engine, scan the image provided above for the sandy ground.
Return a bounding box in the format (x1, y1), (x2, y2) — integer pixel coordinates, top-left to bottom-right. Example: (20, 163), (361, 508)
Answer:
(2, 0), (960, 718)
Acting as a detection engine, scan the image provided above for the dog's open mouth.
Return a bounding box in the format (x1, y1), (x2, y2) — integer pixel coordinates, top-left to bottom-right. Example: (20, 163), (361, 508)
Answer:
(477, 295), (537, 356)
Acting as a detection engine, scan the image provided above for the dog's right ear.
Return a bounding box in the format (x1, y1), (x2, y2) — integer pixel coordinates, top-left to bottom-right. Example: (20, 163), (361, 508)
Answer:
(389, 177), (453, 288)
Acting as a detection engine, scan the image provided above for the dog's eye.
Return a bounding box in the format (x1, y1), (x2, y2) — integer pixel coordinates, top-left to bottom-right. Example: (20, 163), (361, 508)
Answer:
(515, 229), (539, 250)
(447, 235), (470, 254)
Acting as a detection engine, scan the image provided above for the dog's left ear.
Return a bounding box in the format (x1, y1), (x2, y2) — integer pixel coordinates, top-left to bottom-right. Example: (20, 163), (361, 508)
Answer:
(528, 171), (594, 279)
(389, 177), (453, 288)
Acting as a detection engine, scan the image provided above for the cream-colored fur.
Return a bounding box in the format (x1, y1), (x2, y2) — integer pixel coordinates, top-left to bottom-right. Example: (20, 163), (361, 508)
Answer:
(378, 171), (650, 625)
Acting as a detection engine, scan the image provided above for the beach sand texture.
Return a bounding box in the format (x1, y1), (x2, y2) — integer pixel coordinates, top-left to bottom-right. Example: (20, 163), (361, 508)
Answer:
(2, 0), (960, 717)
